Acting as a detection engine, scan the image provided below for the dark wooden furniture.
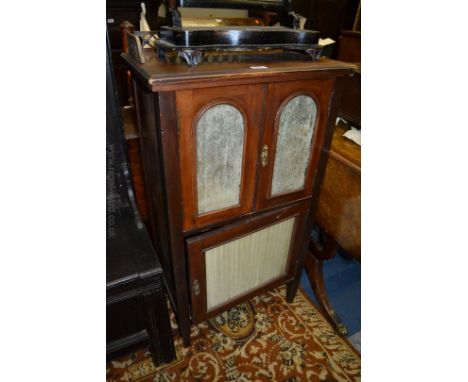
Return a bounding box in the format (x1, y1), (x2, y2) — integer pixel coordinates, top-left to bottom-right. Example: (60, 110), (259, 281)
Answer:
(168, 0), (303, 29)
(118, 21), (152, 227)
(106, 33), (175, 364)
(121, 107), (150, 225)
(338, 30), (361, 63)
(106, 212), (176, 364)
(337, 64), (360, 127)
(107, 0), (162, 107)
(123, 47), (356, 346)
(337, 31), (360, 126)
(304, 123), (361, 336)
(291, 0), (361, 53)
(158, 0), (322, 66)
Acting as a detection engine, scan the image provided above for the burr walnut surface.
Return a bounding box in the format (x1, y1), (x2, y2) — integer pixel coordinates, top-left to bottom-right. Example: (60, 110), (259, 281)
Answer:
(315, 124), (361, 258)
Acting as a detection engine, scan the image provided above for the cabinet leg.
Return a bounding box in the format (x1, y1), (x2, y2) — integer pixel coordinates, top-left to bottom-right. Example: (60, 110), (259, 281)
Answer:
(304, 233), (348, 336)
(142, 289), (176, 365)
(179, 319), (191, 347)
(286, 277), (300, 303)
(173, 288), (191, 346)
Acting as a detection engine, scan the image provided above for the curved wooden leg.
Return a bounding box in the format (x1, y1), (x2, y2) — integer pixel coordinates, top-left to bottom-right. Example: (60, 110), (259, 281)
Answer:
(304, 232), (348, 337)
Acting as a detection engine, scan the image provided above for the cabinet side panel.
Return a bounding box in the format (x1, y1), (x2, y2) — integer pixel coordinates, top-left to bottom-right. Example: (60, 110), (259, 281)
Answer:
(205, 217), (295, 310)
(157, 91), (193, 345)
(133, 82), (175, 301)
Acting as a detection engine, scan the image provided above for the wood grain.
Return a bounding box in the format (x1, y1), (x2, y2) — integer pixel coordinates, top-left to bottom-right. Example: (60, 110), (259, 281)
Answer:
(315, 124), (361, 259)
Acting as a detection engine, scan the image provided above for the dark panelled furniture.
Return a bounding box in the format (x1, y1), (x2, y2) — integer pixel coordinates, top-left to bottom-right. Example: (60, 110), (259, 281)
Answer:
(106, 32), (175, 364)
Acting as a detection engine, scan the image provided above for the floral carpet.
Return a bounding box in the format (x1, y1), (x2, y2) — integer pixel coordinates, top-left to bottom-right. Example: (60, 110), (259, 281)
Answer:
(106, 286), (360, 382)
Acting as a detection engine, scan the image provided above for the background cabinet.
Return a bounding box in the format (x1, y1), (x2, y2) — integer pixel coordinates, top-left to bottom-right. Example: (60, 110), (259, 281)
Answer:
(125, 52), (355, 345)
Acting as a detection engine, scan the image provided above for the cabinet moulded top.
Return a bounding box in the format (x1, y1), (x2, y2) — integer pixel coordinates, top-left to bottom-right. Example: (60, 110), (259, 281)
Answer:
(121, 50), (357, 92)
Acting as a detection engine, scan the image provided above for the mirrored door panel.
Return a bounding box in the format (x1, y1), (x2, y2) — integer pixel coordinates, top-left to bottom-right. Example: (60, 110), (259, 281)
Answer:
(257, 79), (334, 210)
(196, 104), (244, 215)
(177, 84), (265, 231)
(271, 95), (317, 196)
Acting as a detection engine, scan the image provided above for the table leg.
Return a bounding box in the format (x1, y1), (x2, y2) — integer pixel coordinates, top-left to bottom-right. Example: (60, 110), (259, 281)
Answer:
(304, 233), (348, 336)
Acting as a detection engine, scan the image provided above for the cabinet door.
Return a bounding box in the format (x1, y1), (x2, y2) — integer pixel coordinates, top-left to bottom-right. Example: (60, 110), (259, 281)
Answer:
(256, 80), (334, 210)
(177, 84), (265, 231)
(187, 202), (309, 323)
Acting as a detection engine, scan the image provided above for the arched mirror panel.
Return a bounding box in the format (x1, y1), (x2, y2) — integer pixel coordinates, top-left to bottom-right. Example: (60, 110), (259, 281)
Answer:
(271, 95), (317, 196)
(196, 104), (245, 214)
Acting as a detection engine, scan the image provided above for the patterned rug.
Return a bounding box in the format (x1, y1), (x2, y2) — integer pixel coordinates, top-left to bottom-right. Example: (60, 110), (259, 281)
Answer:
(106, 286), (360, 382)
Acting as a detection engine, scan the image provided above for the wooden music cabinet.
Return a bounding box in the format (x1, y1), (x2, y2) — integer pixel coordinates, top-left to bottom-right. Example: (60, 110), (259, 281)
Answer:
(123, 51), (356, 345)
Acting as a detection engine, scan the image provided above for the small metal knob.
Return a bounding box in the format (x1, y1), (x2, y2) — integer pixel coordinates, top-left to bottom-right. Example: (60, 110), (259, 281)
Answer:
(193, 279), (200, 296)
(261, 144), (269, 167)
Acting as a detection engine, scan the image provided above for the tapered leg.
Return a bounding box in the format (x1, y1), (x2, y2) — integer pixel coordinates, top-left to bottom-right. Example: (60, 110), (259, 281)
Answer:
(142, 288), (176, 365)
(178, 315), (191, 347)
(286, 276), (301, 303)
(304, 233), (348, 336)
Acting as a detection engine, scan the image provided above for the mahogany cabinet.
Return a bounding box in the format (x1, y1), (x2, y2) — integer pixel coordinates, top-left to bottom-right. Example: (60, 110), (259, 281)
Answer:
(123, 50), (356, 345)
